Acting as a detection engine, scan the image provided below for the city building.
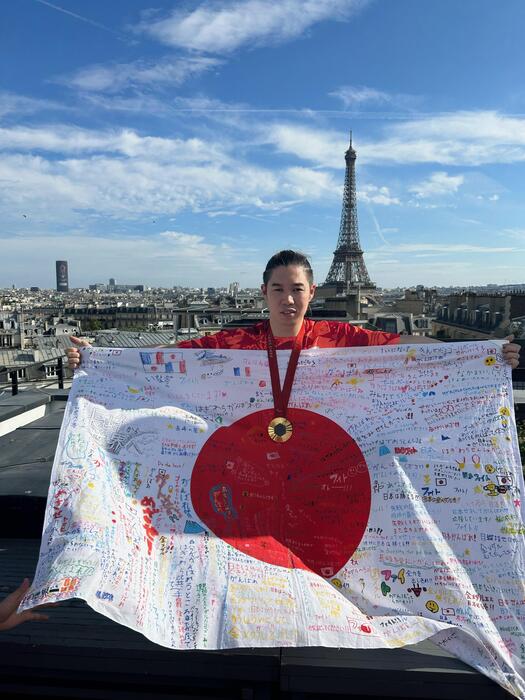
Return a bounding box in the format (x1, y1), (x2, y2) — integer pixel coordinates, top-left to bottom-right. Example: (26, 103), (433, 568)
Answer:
(55, 260), (69, 293)
(433, 290), (525, 340)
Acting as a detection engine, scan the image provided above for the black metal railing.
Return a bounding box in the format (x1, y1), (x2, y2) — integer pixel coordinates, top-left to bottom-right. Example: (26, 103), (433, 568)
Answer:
(4, 358), (65, 396)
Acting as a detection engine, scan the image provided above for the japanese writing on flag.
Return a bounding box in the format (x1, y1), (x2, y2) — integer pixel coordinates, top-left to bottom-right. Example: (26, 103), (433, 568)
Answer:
(21, 342), (525, 698)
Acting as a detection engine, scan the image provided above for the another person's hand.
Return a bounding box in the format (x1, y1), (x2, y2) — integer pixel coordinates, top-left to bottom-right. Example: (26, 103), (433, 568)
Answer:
(66, 336), (91, 371)
(0, 578), (49, 631)
(503, 335), (520, 370)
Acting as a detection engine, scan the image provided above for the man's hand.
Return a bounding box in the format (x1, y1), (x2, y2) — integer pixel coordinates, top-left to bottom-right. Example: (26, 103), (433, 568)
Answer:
(503, 335), (521, 370)
(0, 579), (49, 631)
(66, 336), (91, 371)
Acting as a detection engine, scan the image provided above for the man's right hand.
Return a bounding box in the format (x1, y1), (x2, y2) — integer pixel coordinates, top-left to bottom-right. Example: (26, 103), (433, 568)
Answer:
(66, 336), (91, 370)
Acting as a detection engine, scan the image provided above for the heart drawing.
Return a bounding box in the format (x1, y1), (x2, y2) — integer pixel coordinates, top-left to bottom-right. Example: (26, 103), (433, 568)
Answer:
(191, 408), (371, 578)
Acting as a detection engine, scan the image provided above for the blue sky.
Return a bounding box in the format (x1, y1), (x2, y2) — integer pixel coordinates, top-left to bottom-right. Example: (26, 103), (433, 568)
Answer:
(2, 0), (525, 289)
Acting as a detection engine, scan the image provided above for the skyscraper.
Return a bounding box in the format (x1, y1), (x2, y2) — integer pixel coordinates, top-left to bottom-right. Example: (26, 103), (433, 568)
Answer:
(56, 260), (69, 292)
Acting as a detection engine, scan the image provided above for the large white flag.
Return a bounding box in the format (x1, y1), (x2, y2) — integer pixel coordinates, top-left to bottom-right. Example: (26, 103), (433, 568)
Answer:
(21, 342), (525, 697)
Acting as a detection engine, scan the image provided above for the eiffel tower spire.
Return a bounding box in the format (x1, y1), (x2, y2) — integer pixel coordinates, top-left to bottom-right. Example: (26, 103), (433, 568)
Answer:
(325, 133), (374, 290)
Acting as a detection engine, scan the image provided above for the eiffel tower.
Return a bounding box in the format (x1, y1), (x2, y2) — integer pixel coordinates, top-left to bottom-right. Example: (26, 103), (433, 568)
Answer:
(324, 133), (375, 292)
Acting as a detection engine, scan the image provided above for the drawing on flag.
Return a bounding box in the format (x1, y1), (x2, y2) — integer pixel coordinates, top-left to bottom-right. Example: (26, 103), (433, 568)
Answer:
(20, 342), (525, 697)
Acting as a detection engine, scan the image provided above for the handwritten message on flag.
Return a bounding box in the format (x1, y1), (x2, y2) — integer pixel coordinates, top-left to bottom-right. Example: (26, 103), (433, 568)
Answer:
(21, 342), (525, 697)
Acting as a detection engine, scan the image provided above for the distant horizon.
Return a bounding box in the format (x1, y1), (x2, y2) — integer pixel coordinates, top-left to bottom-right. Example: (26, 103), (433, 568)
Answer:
(2, 1), (525, 288)
(3, 280), (525, 295)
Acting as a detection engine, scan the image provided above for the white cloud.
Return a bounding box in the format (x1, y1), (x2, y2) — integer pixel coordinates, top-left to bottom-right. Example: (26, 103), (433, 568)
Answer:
(267, 124), (345, 168)
(1, 232), (263, 288)
(0, 125), (346, 226)
(78, 92), (174, 115)
(159, 230), (216, 257)
(474, 193), (500, 202)
(0, 151), (284, 220)
(359, 184), (400, 205)
(0, 127), (278, 220)
(459, 218), (482, 225)
(375, 243), (516, 255)
(364, 248), (525, 288)
(0, 125), (229, 163)
(368, 258), (401, 266)
(282, 167), (340, 199)
(77, 92), (247, 125)
(137, 0), (368, 53)
(362, 111), (525, 166)
(329, 85), (419, 111)
(267, 111), (525, 169)
(330, 86), (390, 107)
(0, 91), (61, 118)
(395, 111), (525, 143)
(58, 56), (221, 93)
(409, 171), (464, 199)
(501, 228), (525, 241)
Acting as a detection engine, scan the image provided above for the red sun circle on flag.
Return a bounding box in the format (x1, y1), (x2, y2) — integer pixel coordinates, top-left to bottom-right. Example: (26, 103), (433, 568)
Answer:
(191, 408), (371, 578)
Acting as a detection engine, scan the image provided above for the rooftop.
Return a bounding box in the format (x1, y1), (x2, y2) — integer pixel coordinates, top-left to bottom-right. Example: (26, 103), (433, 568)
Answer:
(0, 347), (65, 371)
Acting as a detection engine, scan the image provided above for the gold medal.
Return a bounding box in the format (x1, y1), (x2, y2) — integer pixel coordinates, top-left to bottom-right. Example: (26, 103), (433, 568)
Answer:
(268, 416), (293, 443)
(266, 321), (305, 443)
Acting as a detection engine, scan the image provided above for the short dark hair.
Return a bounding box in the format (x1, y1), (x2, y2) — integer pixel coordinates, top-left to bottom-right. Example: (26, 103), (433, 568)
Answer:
(263, 250), (314, 285)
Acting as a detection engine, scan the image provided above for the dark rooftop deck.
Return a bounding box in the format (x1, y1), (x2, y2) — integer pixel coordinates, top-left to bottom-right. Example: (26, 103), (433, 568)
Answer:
(0, 390), (515, 699)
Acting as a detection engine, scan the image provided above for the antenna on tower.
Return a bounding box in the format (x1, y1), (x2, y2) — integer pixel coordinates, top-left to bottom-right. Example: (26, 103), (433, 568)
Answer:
(349, 130), (352, 147)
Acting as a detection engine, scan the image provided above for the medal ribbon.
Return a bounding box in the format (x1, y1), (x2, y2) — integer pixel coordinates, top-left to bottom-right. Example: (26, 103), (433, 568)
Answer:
(266, 321), (305, 418)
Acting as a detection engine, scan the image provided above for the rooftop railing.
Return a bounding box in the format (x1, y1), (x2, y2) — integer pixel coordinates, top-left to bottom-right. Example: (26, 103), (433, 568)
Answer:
(1, 358), (66, 395)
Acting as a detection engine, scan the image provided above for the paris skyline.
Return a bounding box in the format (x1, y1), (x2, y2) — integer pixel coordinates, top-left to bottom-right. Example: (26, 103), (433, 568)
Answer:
(1, 0), (525, 289)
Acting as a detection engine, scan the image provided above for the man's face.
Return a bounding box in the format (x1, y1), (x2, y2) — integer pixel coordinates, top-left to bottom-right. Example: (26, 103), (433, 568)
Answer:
(261, 265), (315, 334)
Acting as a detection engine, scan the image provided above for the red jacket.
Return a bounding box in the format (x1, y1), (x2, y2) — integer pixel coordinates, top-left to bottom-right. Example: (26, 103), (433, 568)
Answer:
(177, 319), (399, 350)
